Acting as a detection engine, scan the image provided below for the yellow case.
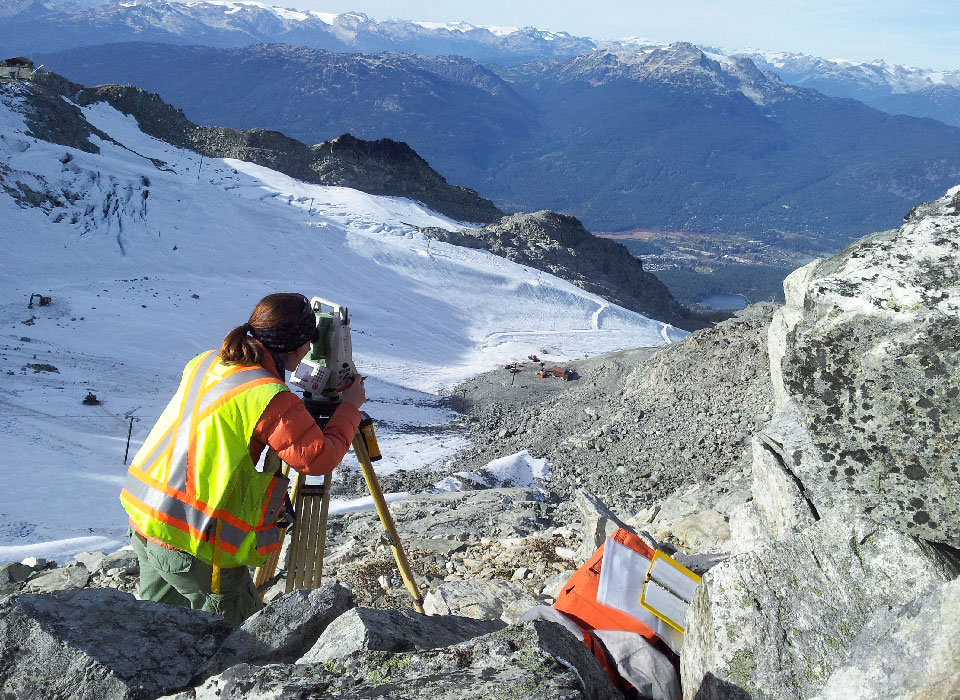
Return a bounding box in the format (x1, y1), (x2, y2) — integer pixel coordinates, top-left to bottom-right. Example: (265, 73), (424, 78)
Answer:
(639, 549), (701, 633)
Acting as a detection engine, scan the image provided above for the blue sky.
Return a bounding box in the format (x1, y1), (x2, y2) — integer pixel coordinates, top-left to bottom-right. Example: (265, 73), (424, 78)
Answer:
(292, 0), (959, 70)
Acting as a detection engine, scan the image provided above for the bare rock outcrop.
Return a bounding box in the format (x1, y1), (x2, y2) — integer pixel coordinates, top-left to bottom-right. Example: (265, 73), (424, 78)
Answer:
(0, 580), (619, 700)
(812, 576), (960, 700)
(0, 588), (231, 699)
(681, 186), (960, 699)
(423, 210), (709, 330)
(768, 185), (960, 544)
(199, 583), (355, 677)
(167, 620), (619, 700)
(299, 606), (505, 662)
(681, 516), (959, 700)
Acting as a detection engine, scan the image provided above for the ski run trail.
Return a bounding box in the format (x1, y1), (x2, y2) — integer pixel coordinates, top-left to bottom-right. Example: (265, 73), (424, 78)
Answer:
(0, 85), (686, 562)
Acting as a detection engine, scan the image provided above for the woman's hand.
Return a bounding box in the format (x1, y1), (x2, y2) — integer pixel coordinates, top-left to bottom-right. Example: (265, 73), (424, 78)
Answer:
(341, 374), (366, 409)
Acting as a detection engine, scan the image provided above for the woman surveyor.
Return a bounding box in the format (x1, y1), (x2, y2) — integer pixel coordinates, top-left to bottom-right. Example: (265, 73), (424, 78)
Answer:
(120, 292), (365, 624)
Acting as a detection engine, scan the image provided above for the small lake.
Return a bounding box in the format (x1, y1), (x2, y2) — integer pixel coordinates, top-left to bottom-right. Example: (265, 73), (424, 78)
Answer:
(698, 293), (748, 310)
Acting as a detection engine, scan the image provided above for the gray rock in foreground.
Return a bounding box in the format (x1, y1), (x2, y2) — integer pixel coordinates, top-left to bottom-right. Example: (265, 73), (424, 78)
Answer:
(728, 406), (822, 555)
(300, 606), (505, 662)
(681, 516), (960, 700)
(423, 578), (539, 623)
(23, 565), (90, 593)
(0, 562), (33, 590)
(0, 588), (231, 700)
(576, 489), (635, 562)
(812, 576), (960, 700)
(167, 619), (621, 700)
(199, 583), (354, 677)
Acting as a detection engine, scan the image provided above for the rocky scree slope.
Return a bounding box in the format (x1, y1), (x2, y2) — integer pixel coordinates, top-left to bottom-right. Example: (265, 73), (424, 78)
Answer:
(26, 71), (504, 224)
(422, 210), (711, 330)
(429, 303), (776, 539)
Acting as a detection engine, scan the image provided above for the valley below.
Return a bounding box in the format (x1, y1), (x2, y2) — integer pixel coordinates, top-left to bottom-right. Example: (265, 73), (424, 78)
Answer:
(599, 230), (814, 309)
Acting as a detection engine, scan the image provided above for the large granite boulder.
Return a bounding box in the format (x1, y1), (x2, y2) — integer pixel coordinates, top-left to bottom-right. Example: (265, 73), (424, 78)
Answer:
(300, 606), (504, 662)
(0, 562), (34, 592)
(766, 186), (960, 544)
(0, 589), (231, 699)
(811, 576), (960, 700)
(680, 515), (960, 700)
(728, 405), (822, 555)
(198, 582), (354, 676)
(23, 565), (90, 593)
(165, 619), (621, 700)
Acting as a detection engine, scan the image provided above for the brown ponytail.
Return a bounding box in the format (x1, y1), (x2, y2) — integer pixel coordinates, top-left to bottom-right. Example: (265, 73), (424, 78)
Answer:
(219, 324), (263, 366)
(219, 293), (310, 366)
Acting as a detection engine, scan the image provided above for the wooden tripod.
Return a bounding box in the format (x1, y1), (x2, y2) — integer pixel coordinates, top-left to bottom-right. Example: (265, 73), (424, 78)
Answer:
(253, 413), (424, 614)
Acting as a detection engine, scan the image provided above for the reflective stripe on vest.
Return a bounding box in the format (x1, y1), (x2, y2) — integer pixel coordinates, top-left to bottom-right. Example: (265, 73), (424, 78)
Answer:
(120, 351), (289, 565)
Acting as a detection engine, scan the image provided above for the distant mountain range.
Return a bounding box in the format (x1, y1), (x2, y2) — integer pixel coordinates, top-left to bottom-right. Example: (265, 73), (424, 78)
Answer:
(734, 51), (960, 128)
(2, 0), (958, 126)
(0, 0), (599, 64)
(33, 40), (960, 251)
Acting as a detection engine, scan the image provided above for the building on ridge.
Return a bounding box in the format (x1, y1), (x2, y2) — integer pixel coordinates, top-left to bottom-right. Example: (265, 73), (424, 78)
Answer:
(1, 57), (38, 81)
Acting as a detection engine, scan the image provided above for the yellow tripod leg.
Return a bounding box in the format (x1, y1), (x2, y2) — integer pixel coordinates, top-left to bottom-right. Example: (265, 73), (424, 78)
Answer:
(352, 431), (425, 614)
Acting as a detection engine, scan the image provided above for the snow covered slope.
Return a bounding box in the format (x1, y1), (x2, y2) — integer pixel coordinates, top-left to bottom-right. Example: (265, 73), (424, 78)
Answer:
(0, 82), (684, 561)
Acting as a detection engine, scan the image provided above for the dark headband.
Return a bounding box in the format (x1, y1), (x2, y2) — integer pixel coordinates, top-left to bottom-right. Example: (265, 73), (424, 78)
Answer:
(250, 297), (317, 353)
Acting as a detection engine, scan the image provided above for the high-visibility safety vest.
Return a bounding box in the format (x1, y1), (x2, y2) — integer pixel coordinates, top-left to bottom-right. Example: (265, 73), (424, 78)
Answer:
(121, 350), (290, 568)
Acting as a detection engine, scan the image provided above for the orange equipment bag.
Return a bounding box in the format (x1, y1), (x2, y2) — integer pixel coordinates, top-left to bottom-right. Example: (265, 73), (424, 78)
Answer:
(553, 528), (662, 693)
(554, 528), (659, 639)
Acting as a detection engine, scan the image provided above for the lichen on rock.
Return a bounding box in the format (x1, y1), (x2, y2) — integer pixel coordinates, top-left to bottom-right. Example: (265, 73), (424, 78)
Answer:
(768, 186), (960, 544)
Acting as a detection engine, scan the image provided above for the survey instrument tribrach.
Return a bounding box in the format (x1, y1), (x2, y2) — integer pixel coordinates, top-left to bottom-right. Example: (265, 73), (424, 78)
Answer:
(254, 298), (424, 614)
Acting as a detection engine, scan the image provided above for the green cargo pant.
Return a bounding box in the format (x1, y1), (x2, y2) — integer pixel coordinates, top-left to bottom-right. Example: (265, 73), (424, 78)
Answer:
(130, 532), (263, 626)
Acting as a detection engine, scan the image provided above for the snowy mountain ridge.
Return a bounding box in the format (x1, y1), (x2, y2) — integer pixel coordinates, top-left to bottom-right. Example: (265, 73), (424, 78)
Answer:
(180, 0), (340, 24)
(33, 41), (960, 241)
(733, 49), (960, 92)
(0, 78), (682, 562)
(4, 0), (956, 79)
(5, 0), (958, 125)
(542, 43), (793, 106)
(407, 19), (520, 38)
(0, 0), (598, 62)
(731, 48), (960, 127)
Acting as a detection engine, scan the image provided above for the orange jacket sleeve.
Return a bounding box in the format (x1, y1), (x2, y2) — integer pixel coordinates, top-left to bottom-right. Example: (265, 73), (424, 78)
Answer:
(252, 391), (362, 476)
